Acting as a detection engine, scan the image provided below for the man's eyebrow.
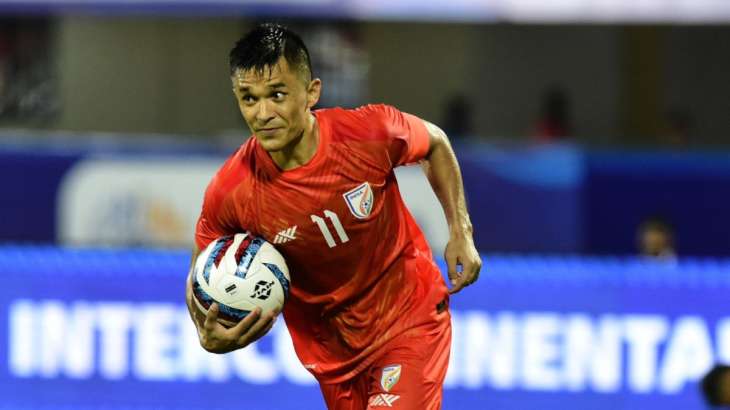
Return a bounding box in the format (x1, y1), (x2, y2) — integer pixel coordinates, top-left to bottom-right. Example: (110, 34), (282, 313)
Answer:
(237, 83), (287, 92)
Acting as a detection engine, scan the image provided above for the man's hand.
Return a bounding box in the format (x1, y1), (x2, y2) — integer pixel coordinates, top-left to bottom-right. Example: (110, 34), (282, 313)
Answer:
(187, 273), (277, 354)
(444, 232), (482, 294)
(198, 304), (277, 354)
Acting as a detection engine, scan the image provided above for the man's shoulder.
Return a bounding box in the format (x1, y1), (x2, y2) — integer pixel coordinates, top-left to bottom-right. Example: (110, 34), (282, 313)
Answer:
(317, 104), (395, 122)
(206, 140), (254, 198)
(317, 104), (397, 143)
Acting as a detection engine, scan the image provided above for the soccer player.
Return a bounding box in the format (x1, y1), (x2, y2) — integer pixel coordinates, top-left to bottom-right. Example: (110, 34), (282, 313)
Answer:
(702, 364), (730, 407)
(185, 23), (481, 409)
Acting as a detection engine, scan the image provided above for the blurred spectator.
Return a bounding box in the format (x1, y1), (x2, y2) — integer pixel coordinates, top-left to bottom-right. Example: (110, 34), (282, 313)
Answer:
(702, 364), (730, 407)
(0, 18), (58, 122)
(636, 217), (677, 260)
(442, 94), (473, 139)
(660, 108), (693, 147)
(0, 27), (12, 116)
(299, 22), (369, 109)
(533, 86), (571, 142)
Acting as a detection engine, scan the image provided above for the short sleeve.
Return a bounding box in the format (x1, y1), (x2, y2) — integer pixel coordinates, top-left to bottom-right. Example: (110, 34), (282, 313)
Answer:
(366, 104), (431, 167)
(194, 210), (220, 251)
(194, 183), (225, 251)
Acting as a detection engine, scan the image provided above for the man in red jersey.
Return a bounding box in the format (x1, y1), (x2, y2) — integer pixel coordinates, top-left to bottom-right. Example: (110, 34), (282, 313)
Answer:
(185, 23), (481, 409)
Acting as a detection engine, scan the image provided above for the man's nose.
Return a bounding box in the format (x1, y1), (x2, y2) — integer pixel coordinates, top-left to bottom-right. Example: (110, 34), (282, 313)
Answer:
(256, 100), (275, 123)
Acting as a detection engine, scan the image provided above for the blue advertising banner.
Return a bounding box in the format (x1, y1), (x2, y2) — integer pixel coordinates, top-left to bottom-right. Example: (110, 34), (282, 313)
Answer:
(1, 247), (728, 409)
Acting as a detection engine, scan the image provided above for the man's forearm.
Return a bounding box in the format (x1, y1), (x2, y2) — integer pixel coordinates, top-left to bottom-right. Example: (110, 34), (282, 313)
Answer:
(421, 122), (473, 236)
(420, 120), (482, 293)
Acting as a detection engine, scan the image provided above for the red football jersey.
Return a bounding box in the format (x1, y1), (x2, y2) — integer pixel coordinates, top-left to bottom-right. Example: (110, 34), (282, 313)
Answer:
(195, 104), (449, 383)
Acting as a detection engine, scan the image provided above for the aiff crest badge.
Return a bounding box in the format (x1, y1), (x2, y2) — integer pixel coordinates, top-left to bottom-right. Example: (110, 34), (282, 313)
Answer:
(343, 182), (373, 219)
(380, 364), (401, 392)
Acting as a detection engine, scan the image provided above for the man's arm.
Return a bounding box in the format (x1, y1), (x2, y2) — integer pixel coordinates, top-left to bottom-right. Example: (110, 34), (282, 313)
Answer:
(420, 121), (481, 294)
(186, 245), (277, 353)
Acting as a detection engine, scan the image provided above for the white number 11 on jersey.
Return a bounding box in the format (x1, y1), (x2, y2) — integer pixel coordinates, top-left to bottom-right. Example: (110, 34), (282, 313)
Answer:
(311, 210), (349, 248)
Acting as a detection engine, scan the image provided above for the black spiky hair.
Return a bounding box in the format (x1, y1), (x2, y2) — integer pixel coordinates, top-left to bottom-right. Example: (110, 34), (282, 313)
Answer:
(229, 23), (313, 82)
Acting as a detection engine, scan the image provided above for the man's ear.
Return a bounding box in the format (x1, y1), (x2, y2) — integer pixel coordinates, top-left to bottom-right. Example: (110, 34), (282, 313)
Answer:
(306, 78), (322, 110)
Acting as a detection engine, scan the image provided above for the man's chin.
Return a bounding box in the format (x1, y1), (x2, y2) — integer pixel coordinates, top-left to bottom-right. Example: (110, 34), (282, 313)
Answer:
(257, 137), (285, 152)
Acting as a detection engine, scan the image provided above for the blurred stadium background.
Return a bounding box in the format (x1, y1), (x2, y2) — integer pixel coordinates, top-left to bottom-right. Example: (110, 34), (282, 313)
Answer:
(1, 1), (730, 409)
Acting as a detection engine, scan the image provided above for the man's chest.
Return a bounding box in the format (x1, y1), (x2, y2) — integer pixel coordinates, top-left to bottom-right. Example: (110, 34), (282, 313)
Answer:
(229, 174), (389, 254)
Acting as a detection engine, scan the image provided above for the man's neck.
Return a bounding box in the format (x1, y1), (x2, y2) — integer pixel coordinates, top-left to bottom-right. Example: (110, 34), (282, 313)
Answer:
(270, 113), (319, 171)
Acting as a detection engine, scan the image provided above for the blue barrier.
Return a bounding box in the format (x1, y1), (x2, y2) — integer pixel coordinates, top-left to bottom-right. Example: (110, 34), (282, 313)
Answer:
(4, 139), (730, 255)
(584, 150), (730, 256)
(1, 246), (728, 409)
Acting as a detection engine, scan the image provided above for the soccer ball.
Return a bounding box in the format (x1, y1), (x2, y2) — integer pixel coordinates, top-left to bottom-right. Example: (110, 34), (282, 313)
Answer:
(191, 232), (290, 327)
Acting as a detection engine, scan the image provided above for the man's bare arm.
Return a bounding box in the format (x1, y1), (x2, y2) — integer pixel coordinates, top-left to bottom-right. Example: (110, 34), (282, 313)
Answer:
(420, 121), (481, 294)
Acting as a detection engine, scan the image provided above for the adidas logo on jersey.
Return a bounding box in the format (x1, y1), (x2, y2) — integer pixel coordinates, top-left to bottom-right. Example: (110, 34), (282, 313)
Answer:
(368, 394), (400, 407)
(273, 226), (297, 244)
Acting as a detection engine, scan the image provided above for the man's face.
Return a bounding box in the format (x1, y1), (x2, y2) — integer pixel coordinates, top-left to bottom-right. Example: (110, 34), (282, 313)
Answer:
(640, 228), (672, 257)
(719, 370), (730, 405)
(231, 57), (318, 152)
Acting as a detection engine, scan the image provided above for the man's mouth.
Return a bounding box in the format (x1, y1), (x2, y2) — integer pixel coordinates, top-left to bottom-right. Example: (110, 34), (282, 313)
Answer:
(256, 127), (282, 136)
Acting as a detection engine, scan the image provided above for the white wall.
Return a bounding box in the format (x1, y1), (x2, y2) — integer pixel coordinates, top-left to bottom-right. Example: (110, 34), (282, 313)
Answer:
(56, 17), (247, 135)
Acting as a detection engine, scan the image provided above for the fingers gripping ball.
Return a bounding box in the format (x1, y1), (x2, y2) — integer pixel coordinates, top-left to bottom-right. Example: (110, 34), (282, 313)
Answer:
(192, 233), (290, 327)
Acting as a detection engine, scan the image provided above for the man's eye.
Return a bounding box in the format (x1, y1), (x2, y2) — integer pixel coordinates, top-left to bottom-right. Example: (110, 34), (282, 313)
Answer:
(242, 95), (255, 103)
(273, 92), (286, 100)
